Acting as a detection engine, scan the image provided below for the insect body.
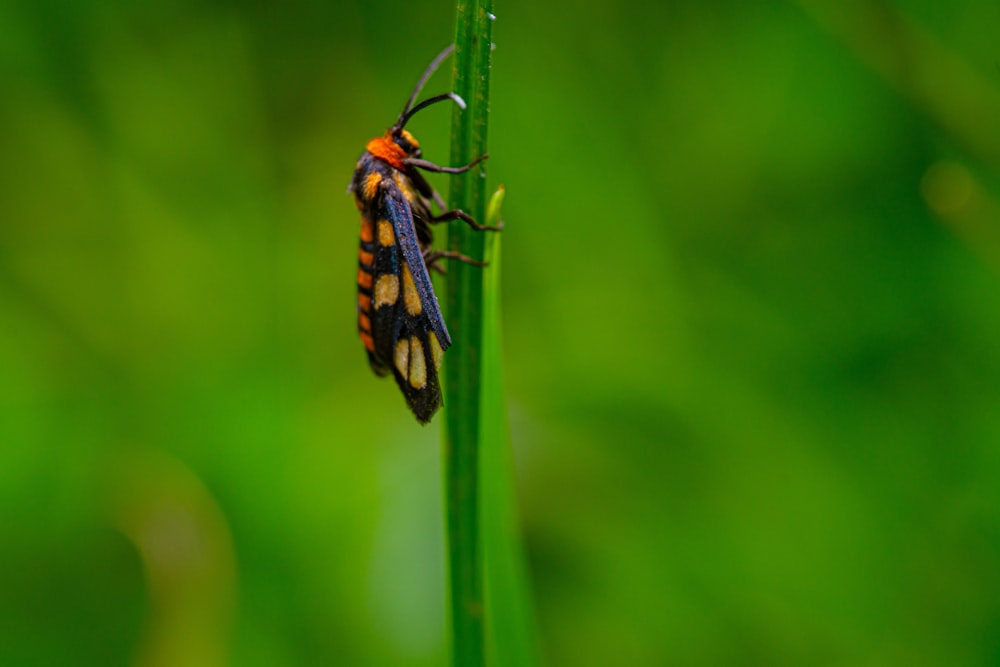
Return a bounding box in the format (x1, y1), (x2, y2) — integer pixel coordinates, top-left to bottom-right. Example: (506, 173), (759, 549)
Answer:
(349, 45), (500, 423)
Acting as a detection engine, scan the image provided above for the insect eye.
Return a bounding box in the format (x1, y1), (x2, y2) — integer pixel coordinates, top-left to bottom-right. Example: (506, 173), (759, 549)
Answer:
(394, 135), (415, 154)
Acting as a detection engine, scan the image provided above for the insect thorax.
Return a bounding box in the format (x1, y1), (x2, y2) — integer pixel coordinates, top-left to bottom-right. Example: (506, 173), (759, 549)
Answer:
(352, 154), (433, 250)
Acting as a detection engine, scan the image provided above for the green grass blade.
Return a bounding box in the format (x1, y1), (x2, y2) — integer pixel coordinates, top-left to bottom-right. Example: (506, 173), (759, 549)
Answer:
(479, 188), (542, 667)
(444, 8), (538, 667)
(442, 2), (495, 666)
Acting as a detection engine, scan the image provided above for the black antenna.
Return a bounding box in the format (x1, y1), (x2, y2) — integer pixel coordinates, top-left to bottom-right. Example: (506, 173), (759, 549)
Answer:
(393, 45), (465, 132)
(397, 92), (466, 131)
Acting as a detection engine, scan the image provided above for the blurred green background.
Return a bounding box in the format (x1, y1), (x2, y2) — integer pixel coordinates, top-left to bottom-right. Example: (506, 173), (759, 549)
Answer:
(3, 0), (1000, 665)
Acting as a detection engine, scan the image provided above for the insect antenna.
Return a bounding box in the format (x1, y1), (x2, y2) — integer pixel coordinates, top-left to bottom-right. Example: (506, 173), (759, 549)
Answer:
(393, 44), (466, 132)
(397, 92), (466, 131)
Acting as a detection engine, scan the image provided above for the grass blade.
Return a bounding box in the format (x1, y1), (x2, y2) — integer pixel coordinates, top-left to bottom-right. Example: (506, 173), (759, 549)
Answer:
(441, 2), (495, 666)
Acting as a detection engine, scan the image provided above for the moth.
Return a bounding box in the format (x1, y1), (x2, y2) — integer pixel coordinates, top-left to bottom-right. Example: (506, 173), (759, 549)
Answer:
(348, 45), (501, 423)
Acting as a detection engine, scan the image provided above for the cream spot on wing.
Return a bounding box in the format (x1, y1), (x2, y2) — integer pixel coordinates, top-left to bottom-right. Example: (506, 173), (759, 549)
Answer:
(363, 171), (382, 200)
(428, 332), (444, 371)
(402, 263), (422, 316)
(394, 172), (417, 202)
(374, 274), (399, 308)
(408, 337), (427, 389)
(378, 219), (395, 247)
(394, 339), (410, 378)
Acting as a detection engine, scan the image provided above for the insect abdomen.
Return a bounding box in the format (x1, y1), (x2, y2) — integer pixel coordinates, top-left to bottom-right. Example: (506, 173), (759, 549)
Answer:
(354, 157), (390, 375)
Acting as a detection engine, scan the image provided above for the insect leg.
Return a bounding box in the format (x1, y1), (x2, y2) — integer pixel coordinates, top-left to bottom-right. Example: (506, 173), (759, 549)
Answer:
(409, 169), (448, 210)
(428, 208), (503, 231)
(404, 153), (488, 174)
(423, 249), (488, 269)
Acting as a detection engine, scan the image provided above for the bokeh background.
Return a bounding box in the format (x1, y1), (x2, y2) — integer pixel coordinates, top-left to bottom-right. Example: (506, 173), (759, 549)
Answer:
(3, 0), (1000, 665)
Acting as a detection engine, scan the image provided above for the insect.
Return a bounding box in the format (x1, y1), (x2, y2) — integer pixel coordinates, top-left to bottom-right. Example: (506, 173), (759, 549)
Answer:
(348, 45), (501, 424)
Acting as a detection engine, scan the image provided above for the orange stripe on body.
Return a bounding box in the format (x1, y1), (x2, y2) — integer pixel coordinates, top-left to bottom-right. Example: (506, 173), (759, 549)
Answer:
(360, 218), (373, 243)
(359, 249), (374, 266)
(360, 331), (375, 352)
(358, 293), (371, 312)
(358, 313), (371, 332)
(357, 268), (373, 289)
